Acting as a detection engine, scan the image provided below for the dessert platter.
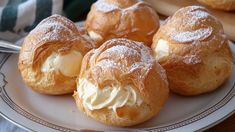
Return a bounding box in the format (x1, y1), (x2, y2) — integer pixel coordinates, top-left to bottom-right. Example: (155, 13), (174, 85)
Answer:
(0, 0), (234, 131)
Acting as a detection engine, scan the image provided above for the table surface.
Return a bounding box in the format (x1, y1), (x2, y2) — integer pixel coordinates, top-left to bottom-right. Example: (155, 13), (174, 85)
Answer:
(206, 114), (235, 131)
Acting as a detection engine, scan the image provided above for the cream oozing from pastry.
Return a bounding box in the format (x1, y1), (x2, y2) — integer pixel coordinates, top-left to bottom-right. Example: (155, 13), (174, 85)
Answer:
(88, 31), (103, 41)
(41, 51), (83, 77)
(154, 39), (169, 60)
(77, 79), (142, 111)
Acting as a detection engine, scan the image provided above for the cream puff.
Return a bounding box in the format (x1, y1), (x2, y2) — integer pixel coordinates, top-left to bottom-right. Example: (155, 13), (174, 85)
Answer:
(197, 0), (235, 11)
(151, 6), (233, 96)
(74, 38), (169, 126)
(18, 14), (95, 95)
(85, 0), (160, 47)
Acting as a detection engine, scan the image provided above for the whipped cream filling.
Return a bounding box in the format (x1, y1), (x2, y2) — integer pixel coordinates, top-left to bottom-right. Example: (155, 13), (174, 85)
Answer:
(77, 79), (142, 111)
(41, 51), (83, 77)
(154, 39), (169, 60)
(88, 31), (103, 41)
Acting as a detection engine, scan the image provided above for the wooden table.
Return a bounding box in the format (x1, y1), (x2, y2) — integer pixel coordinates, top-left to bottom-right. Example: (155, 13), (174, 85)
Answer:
(206, 114), (235, 131)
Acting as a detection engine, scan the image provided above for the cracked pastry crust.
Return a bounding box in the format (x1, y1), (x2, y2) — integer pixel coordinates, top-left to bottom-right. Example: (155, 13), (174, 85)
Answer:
(85, 0), (159, 47)
(18, 14), (94, 95)
(151, 6), (233, 96)
(74, 38), (169, 126)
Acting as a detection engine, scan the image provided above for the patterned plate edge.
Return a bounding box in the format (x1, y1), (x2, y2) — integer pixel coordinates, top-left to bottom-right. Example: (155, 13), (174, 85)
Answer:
(0, 54), (234, 132)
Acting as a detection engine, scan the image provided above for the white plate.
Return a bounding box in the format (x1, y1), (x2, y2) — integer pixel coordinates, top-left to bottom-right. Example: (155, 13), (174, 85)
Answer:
(0, 43), (234, 132)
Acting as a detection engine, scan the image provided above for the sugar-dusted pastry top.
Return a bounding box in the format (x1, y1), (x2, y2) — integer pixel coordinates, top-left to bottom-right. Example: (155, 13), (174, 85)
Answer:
(79, 38), (167, 91)
(151, 6), (233, 96)
(18, 14), (94, 95)
(158, 6), (220, 43)
(74, 38), (169, 126)
(85, 0), (159, 46)
(20, 14), (94, 70)
(152, 6), (228, 62)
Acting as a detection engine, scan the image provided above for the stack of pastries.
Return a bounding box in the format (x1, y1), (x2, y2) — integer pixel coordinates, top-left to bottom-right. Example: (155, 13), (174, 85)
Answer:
(18, 0), (233, 127)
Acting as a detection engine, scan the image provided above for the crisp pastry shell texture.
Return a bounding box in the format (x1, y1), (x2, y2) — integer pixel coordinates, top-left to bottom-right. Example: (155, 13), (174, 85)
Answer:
(151, 6), (233, 96)
(18, 15), (94, 95)
(74, 38), (169, 126)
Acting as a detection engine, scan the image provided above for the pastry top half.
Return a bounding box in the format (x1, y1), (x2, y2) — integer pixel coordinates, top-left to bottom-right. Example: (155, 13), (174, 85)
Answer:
(18, 14), (95, 95)
(151, 6), (233, 95)
(152, 6), (232, 66)
(74, 38), (169, 126)
(85, 0), (159, 47)
(197, 0), (235, 11)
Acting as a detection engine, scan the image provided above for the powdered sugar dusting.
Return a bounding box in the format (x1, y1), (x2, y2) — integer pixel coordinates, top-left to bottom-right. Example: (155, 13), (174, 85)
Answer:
(105, 45), (139, 59)
(171, 27), (213, 43)
(96, 60), (121, 70)
(103, 38), (153, 63)
(87, 0), (158, 41)
(95, 0), (119, 12)
(186, 6), (209, 20)
(183, 54), (201, 65)
(33, 23), (76, 42)
(191, 10), (209, 20)
(186, 10), (210, 26)
(95, 0), (141, 12)
(155, 62), (168, 86)
(123, 1), (141, 11)
(86, 39), (166, 86)
(167, 6), (214, 43)
(29, 15), (78, 45)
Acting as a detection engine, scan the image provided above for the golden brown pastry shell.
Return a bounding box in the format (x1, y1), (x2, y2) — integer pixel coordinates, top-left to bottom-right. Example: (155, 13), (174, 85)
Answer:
(151, 6), (233, 96)
(85, 0), (160, 47)
(75, 38), (169, 126)
(18, 15), (94, 95)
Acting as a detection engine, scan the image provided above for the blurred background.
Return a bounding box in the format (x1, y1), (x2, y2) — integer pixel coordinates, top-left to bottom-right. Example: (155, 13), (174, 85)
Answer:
(0, 0), (234, 42)
(0, 0), (96, 41)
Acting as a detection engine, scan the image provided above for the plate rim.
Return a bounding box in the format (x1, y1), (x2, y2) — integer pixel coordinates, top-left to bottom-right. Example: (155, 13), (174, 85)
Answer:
(0, 52), (234, 131)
